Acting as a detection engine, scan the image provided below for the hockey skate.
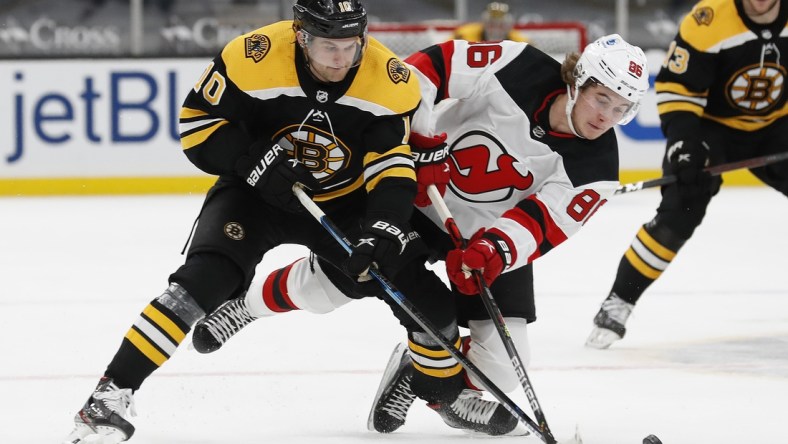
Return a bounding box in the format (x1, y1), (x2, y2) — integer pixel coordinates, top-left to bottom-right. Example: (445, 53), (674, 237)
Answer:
(63, 377), (136, 444)
(367, 342), (416, 433)
(585, 293), (635, 349)
(192, 296), (257, 353)
(429, 388), (524, 436)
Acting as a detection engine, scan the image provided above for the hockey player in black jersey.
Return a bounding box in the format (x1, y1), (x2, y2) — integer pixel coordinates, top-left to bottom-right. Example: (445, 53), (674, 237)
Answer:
(586, 0), (788, 349)
(62, 1), (451, 442)
(193, 34), (650, 436)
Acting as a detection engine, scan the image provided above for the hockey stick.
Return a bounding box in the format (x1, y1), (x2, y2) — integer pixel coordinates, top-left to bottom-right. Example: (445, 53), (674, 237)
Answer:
(427, 185), (564, 444)
(615, 150), (788, 195)
(292, 184), (559, 444)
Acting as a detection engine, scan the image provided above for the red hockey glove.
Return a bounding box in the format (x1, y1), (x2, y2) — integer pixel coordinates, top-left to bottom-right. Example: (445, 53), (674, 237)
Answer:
(446, 229), (512, 295)
(410, 132), (450, 207)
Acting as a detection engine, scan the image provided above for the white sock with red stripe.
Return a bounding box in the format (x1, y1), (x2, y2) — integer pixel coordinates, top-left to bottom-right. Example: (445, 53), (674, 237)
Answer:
(246, 257), (353, 316)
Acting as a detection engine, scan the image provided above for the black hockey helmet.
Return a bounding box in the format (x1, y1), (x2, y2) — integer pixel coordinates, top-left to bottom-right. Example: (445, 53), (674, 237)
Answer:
(293, 0), (367, 39)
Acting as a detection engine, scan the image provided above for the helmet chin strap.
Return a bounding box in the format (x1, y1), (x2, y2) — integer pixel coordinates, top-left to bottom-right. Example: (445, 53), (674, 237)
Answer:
(564, 84), (585, 139)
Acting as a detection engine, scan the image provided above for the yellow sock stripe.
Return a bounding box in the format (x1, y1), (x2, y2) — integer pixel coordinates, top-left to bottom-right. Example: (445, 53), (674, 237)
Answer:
(412, 361), (464, 378)
(408, 337), (462, 358)
(624, 248), (662, 280)
(125, 328), (167, 366)
(635, 228), (677, 261)
(142, 305), (187, 343)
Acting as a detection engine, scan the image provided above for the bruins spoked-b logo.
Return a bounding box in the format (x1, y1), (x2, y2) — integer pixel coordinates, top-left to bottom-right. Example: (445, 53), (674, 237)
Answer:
(387, 58), (411, 84)
(245, 34), (271, 63)
(224, 222), (245, 241)
(726, 63), (786, 113)
(273, 124), (351, 183)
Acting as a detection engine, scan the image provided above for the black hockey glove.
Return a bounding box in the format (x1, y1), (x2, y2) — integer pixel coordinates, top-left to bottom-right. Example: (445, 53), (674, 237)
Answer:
(236, 139), (319, 212)
(345, 217), (411, 280)
(666, 137), (710, 186)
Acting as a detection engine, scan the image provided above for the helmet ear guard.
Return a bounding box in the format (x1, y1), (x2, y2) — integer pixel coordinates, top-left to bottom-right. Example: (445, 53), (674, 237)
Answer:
(572, 34), (649, 125)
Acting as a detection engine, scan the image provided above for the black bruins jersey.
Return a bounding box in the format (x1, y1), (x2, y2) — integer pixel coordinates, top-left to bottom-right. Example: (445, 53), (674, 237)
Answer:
(178, 21), (421, 207)
(656, 0), (788, 139)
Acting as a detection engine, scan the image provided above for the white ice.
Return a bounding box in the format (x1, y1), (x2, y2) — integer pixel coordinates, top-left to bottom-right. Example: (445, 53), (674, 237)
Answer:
(1, 187), (786, 444)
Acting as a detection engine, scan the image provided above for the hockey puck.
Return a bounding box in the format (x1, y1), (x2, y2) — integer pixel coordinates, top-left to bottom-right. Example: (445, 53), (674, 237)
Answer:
(643, 435), (662, 444)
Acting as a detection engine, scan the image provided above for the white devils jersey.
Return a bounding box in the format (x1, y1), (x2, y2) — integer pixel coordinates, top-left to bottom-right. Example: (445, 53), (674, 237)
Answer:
(406, 40), (620, 272)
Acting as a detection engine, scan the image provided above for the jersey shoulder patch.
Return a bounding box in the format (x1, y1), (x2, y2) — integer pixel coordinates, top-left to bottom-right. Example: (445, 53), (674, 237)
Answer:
(344, 37), (422, 115)
(221, 21), (300, 92)
(679, 0), (748, 51)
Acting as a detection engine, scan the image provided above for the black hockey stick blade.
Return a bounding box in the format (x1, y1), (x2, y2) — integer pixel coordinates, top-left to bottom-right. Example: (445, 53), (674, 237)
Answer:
(615, 150), (788, 195)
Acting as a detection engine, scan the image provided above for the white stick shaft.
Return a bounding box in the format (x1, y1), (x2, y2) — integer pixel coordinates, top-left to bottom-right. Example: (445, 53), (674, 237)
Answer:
(427, 184), (452, 224)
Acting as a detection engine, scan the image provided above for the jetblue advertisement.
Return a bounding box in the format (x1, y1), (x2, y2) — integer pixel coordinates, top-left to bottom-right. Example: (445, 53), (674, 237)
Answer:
(0, 53), (667, 195)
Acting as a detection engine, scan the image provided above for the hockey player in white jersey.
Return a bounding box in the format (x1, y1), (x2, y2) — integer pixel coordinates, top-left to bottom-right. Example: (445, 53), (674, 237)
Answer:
(193, 34), (649, 435)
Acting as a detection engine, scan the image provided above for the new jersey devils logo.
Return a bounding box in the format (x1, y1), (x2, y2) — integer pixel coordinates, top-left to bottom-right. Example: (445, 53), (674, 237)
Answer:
(449, 131), (534, 203)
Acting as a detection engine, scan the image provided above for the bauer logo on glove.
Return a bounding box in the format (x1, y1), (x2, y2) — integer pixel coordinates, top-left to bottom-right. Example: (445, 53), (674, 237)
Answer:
(245, 143), (285, 187)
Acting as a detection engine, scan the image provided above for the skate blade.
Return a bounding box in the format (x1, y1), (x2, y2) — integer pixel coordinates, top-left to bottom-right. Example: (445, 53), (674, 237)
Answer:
(585, 327), (621, 349)
(64, 423), (128, 444)
(558, 425), (583, 444)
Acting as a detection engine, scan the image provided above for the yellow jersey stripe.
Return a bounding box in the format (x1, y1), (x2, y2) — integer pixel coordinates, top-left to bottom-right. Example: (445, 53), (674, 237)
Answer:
(364, 145), (412, 164)
(181, 120), (229, 150)
(312, 176), (365, 202)
(657, 101), (705, 117)
(704, 107), (788, 131)
(654, 81), (706, 97)
(366, 167), (416, 192)
(180, 107), (209, 119)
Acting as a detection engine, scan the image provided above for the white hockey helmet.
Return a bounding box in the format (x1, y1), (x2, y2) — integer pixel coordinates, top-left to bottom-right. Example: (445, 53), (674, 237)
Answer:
(567, 34), (649, 127)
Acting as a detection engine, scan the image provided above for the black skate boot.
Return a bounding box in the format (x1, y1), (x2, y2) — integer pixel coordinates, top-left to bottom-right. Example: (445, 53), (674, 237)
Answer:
(367, 342), (416, 433)
(192, 296), (257, 353)
(64, 377), (136, 443)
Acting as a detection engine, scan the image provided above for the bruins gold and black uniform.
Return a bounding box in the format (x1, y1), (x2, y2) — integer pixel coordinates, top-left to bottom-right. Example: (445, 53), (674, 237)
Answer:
(101, 21), (456, 396)
(610, 0), (788, 305)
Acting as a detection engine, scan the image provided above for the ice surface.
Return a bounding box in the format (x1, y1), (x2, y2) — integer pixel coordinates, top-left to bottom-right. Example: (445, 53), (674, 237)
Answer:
(1, 188), (786, 443)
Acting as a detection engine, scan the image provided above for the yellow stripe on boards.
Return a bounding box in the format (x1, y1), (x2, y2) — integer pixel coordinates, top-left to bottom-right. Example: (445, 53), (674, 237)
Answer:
(0, 177), (216, 196)
(619, 169), (762, 187)
(0, 170), (764, 197)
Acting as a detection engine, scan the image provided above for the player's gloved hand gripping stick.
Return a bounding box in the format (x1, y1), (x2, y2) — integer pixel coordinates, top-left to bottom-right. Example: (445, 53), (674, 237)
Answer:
(427, 184), (580, 444)
(291, 183), (582, 444)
